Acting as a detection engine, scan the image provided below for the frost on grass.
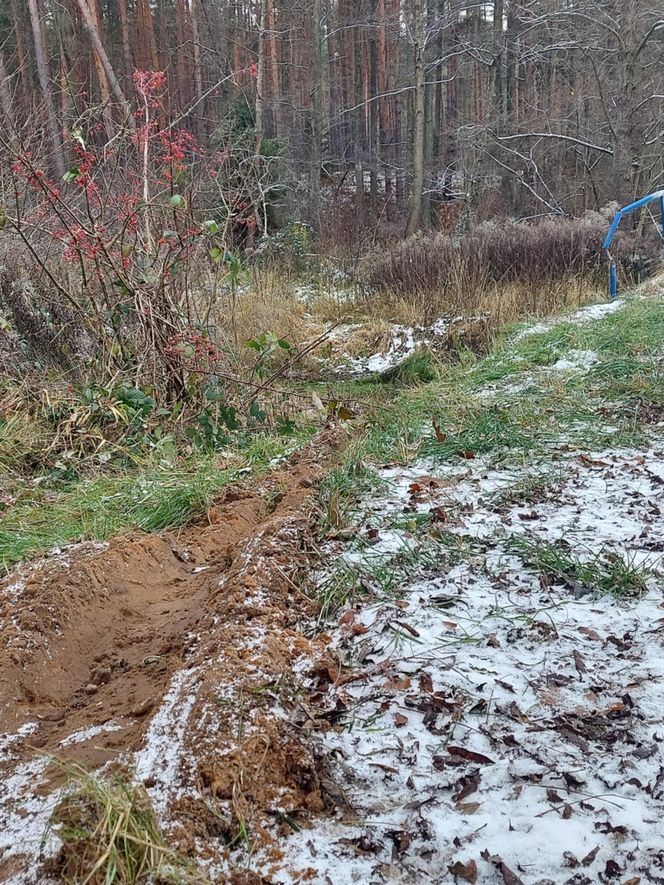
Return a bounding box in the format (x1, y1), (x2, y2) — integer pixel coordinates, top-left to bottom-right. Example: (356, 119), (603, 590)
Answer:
(331, 319), (457, 376)
(276, 443), (664, 884)
(515, 297), (628, 340)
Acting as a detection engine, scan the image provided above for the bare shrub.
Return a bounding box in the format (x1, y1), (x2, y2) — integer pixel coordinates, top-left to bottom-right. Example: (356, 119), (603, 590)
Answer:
(360, 213), (662, 320)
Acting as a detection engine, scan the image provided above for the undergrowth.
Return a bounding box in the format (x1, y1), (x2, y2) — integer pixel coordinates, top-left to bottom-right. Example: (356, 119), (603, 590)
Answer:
(0, 432), (308, 570)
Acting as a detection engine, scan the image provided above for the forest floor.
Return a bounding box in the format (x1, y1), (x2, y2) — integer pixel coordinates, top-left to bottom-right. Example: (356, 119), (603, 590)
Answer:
(2, 284), (664, 884)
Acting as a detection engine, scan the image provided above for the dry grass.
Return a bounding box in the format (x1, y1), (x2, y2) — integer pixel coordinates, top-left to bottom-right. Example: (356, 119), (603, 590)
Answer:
(231, 271), (306, 345)
(44, 765), (205, 885)
(362, 276), (603, 327)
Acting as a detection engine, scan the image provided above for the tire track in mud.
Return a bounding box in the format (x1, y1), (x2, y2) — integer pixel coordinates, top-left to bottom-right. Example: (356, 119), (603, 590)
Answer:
(0, 429), (342, 882)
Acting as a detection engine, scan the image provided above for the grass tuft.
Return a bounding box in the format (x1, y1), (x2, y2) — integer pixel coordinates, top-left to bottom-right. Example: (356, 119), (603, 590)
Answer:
(44, 766), (204, 885)
(509, 536), (652, 598)
(378, 349), (440, 385)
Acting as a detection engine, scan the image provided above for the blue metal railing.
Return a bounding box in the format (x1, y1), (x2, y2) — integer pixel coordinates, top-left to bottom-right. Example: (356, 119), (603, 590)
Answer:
(603, 190), (664, 297)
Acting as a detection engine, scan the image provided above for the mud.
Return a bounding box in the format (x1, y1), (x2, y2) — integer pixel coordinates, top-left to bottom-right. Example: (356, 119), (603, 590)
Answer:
(0, 429), (342, 881)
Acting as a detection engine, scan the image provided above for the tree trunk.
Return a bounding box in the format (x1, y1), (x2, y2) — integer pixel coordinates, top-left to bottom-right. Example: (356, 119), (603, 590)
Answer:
(75, 0), (135, 129)
(10, 0), (33, 117)
(189, 0), (206, 141)
(266, 0), (280, 136)
(255, 0), (267, 155)
(27, 0), (66, 177)
(406, 0), (426, 237)
(118, 0), (133, 93)
(0, 51), (15, 129)
(309, 0), (324, 226)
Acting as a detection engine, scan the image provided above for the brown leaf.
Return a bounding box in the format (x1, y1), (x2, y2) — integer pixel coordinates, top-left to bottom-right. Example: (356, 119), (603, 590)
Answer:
(394, 712), (408, 727)
(459, 450), (476, 460)
(387, 829), (412, 856)
(579, 626), (602, 641)
(420, 673), (434, 693)
(351, 623), (369, 636)
(393, 619), (421, 637)
(582, 845), (600, 867)
(448, 859), (478, 883)
(339, 610), (355, 626)
(368, 762), (399, 774)
(433, 420), (447, 443)
(447, 745), (495, 765)
(578, 454), (610, 468)
(455, 801), (480, 814)
(480, 850), (525, 885)
(603, 859), (622, 879)
(573, 649), (588, 676)
(384, 676), (412, 691)
(453, 777), (480, 803)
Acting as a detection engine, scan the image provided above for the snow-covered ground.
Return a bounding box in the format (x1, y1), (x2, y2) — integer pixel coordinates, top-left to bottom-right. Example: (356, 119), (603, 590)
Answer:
(279, 444), (664, 883)
(272, 294), (664, 884)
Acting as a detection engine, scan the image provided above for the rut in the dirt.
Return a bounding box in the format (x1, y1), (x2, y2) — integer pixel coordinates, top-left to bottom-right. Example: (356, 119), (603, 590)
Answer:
(0, 430), (342, 882)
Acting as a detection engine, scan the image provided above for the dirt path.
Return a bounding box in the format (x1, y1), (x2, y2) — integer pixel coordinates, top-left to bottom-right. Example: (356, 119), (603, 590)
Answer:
(0, 430), (341, 882)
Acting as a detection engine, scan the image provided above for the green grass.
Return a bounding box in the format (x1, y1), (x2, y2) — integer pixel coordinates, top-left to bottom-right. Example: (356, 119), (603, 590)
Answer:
(310, 285), (664, 616)
(311, 293), (663, 550)
(490, 468), (564, 508)
(508, 536), (653, 598)
(0, 431), (312, 570)
(377, 348), (440, 385)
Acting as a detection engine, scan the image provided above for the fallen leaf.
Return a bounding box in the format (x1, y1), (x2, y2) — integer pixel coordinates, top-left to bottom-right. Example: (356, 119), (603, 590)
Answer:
(386, 829), (412, 856)
(433, 420), (447, 443)
(394, 713), (408, 727)
(573, 649), (588, 676)
(368, 762), (399, 774)
(404, 795), (435, 810)
(448, 859), (478, 883)
(459, 450), (476, 460)
(393, 619), (421, 637)
(582, 845), (600, 866)
(480, 850), (525, 885)
(351, 623), (369, 636)
(384, 676), (412, 691)
(420, 673), (434, 693)
(455, 801), (480, 814)
(603, 859), (622, 879)
(594, 821), (628, 836)
(579, 626), (602, 641)
(446, 746), (495, 765)
(453, 776), (480, 802)
(578, 454), (610, 468)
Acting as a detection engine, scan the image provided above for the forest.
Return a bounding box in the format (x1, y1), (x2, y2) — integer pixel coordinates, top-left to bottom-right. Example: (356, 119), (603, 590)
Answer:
(1, 2), (664, 885)
(3, 0), (664, 236)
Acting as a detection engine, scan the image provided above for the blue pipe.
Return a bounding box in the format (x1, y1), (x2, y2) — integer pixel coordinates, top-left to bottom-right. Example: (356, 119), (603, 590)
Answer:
(609, 262), (618, 298)
(603, 189), (664, 298)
